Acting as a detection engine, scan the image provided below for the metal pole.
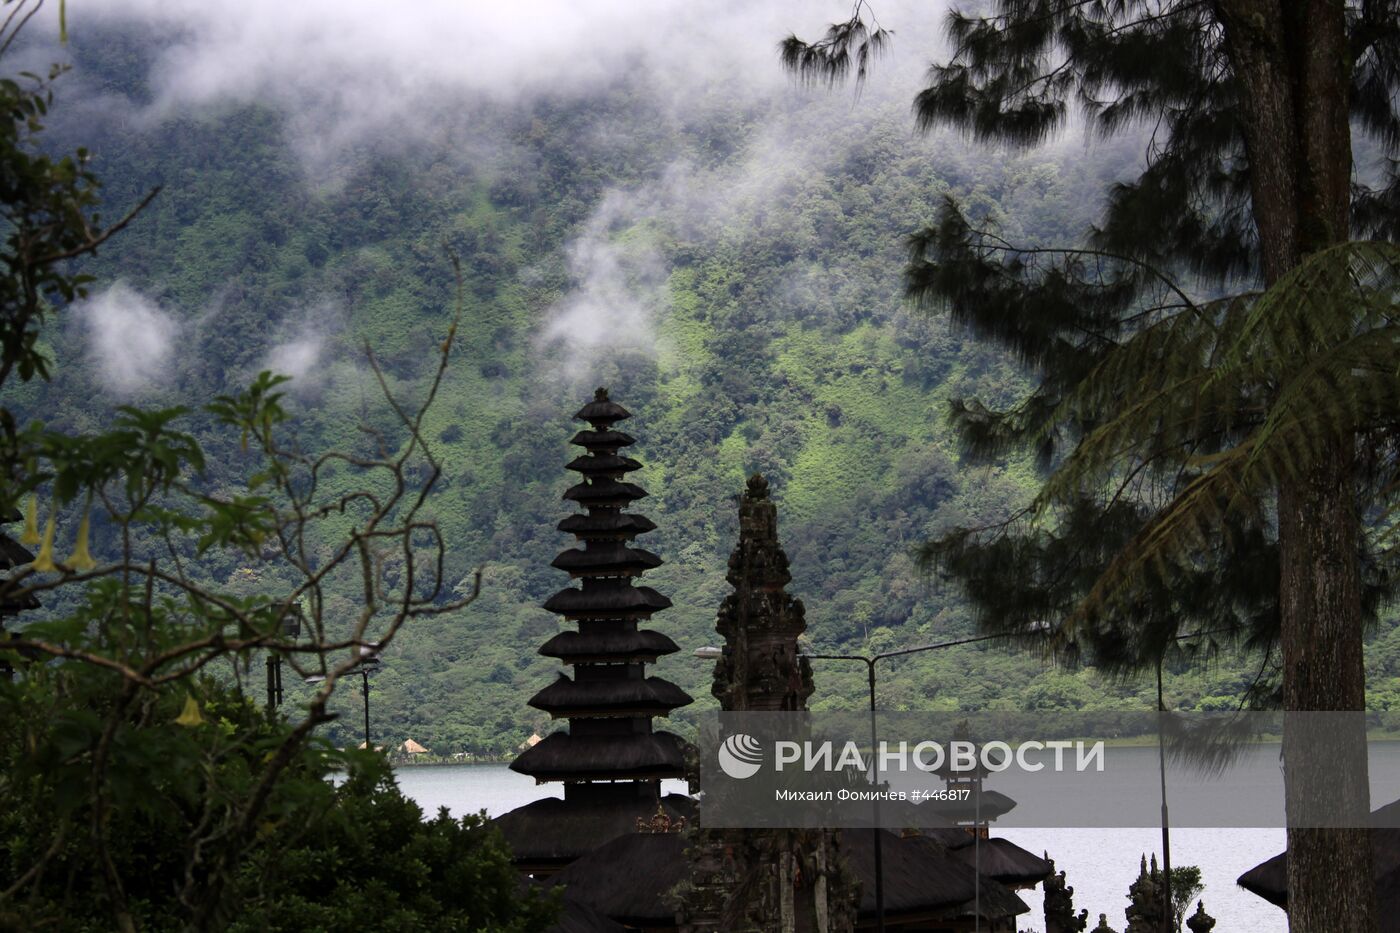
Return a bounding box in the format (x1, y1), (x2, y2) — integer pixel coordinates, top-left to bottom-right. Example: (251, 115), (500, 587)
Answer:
(867, 659), (884, 933)
(362, 669), (372, 749)
(1157, 657), (1173, 933)
(804, 629), (1058, 933)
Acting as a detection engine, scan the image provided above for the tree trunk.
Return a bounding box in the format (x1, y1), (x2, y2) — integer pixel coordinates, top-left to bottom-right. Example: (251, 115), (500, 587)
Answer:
(1215, 2), (1376, 931)
(1277, 449), (1377, 933)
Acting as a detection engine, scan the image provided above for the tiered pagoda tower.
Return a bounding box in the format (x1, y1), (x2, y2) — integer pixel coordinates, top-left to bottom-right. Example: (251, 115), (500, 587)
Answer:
(497, 389), (693, 874)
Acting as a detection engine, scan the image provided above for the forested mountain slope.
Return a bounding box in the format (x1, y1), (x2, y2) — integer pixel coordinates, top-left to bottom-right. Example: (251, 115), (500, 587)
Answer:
(19, 29), (1400, 754)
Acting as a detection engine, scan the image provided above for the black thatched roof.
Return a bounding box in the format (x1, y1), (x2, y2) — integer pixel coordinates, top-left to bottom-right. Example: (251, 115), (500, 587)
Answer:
(1383, 866), (1400, 929)
(547, 832), (688, 927)
(511, 730), (688, 781)
(539, 628), (679, 663)
(558, 512), (657, 539)
(563, 479), (647, 507)
(548, 897), (629, 933)
(1239, 798), (1400, 926)
(842, 830), (1029, 922)
(551, 545), (663, 576)
(528, 674), (693, 717)
(571, 429), (636, 451)
(567, 454), (643, 477)
(545, 828), (1028, 929)
(543, 585), (672, 618)
(575, 389), (631, 426)
(943, 836), (1053, 886)
(495, 793), (696, 867)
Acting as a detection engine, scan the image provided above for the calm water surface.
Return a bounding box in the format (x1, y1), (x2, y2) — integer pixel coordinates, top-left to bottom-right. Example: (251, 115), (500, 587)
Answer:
(394, 762), (1288, 933)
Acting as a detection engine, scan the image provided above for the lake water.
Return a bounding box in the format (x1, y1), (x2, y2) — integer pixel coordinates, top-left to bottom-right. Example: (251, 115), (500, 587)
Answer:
(394, 762), (1289, 932)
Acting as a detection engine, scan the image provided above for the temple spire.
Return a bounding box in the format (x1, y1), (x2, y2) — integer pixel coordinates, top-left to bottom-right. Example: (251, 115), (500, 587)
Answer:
(711, 473), (813, 711)
(680, 474), (855, 933)
(510, 388), (691, 789)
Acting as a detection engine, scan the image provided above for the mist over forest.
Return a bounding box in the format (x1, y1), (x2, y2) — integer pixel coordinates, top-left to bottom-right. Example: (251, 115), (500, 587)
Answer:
(16, 2), (1400, 756)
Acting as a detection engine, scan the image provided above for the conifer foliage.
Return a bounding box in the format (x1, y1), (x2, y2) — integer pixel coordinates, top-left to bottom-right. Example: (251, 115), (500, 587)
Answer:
(786, 3), (1400, 932)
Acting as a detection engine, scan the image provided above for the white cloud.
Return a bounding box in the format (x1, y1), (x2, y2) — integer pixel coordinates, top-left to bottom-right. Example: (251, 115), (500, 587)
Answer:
(260, 301), (342, 394)
(537, 189), (668, 381)
(266, 334), (323, 383)
(51, 1), (949, 169)
(77, 282), (179, 396)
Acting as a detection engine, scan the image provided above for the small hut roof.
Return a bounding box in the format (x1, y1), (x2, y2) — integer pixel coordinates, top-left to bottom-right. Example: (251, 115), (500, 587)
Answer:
(495, 793), (695, 865)
(562, 479), (647, 507)
(574, 390), (631, 425)
(944, 836), (1053, 886)
(528, 674), (692, 717)
(551, 545), (662, 577)
(543, 585), (672, 618)
(0, 535), (34, 569)
(510, 730), (688, 781)
(566, 454), (643, 477)
(557, 512), (657, 539)
(1238, 798), (1400, 918)
(402, 738), (428, 754)
(570, 429), (636, 451)
(539, 628), (679, 663)
(546, 832), (688, 927)
(0, 591), (40, 615)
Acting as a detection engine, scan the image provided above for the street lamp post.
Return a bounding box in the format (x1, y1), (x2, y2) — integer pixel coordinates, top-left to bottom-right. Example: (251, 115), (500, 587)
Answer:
(697, 627), (1051, 933)
(1151, 627), (1221, 933)
(802, 630), (1043, 933)
(305, 643), (382, 749)
(265, 607), (304, 710)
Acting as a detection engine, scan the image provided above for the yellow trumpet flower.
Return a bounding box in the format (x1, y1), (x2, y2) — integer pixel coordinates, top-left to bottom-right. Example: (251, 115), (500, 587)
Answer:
(65, 506), (95, 572)
(174, 693), (204, 727)
(19, 494), (39, 546)
(30, 512), (56, 573)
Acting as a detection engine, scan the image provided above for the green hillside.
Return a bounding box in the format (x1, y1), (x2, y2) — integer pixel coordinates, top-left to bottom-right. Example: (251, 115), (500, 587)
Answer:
(19, 31), (1400, 756)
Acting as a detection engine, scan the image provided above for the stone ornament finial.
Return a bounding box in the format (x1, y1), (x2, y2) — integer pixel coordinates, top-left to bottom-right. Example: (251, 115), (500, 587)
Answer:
(1124, 854), (1166, 933)
(1043, 857), (1088, 933)
(594, 386), (609, 401)
(637, 803), (686, 834)
(1185, 900), (1216, 933)
(745, 473), (769, 500)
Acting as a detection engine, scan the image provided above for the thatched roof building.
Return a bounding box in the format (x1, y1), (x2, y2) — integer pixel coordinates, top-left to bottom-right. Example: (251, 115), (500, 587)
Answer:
(843, 831), (1030, 928)
(495, 793), (697, 875)
(1238, 798), (1400, 930)
(547, 896), (629, 933)
(497, 389), (692, 873)
(915, 832), (1053, 890)
(550, 828), (1030, 931)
